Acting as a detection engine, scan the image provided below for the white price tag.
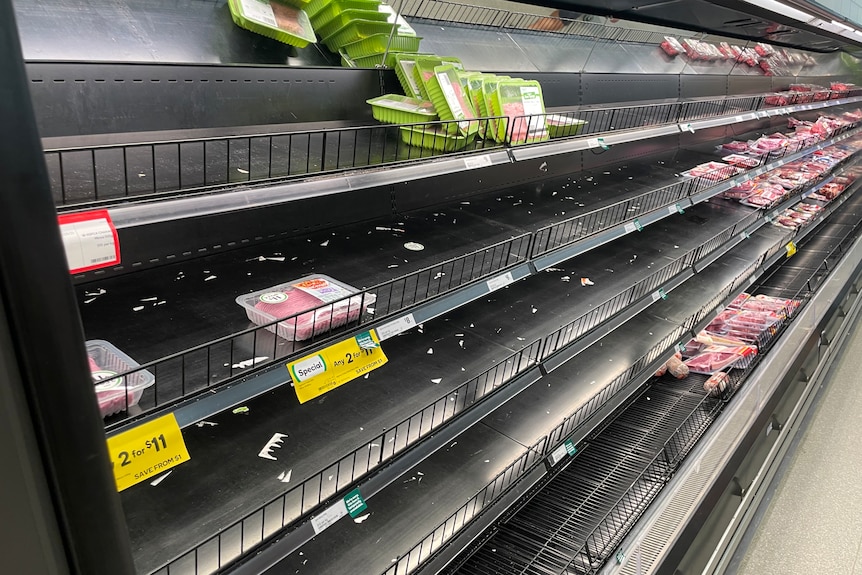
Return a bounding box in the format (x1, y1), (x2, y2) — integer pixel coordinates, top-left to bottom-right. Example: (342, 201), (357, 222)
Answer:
(464, 154), (493, 170)
(651, 291), (662, 302)
(58, 210), (120, 274)
(375, 313), (417, 341)
(487, 271), (515, 292)
(668, 205), (677, 215)
(749, 275), (756, 286)
(735, 115), (745, 122)
(624, 222), (637, 234)
(549, 444), (568, 466)
(311, 499), (348, 534)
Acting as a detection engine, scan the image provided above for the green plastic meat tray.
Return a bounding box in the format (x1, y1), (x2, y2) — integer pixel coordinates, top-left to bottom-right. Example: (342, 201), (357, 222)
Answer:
(399, 125), (473, 152)
(228, 0), (317, 48)
(546, 115), (588, 138)
(322, 19), (395, 50)
(367, 94), (437, 124)
(315, 9), (388, 39)
(342, 33), (422, 59)
(424, 64), (479, 136)
(411, 56), (464, 103)
(489, 79), (549, 145)
(309, 0), (379, 25)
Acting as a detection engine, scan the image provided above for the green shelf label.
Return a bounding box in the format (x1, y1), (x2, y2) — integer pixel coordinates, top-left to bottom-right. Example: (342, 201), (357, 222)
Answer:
(564, 439), (577, 456)
(344, 488), (368, 518)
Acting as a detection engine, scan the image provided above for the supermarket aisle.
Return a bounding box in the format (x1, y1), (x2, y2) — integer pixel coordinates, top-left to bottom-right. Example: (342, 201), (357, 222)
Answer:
(730, 316), (862, 575)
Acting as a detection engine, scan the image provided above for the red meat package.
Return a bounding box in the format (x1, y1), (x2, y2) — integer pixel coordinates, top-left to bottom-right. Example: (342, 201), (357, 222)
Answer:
(704, 372), (730, 397)
(238, 275), (374, 341)
(86, 340), (156, 418)
(740, 294), (799, 315)
(683, 162), (740, 180)
(754, 43), (774, 57)
(685, 345), (757, 374)
(721, 141), (750, 153)
(666, 354), (690, 379)
(661, 36), (684, 56)
(724, 154), (761, 168)
(765, 93), (790, 107)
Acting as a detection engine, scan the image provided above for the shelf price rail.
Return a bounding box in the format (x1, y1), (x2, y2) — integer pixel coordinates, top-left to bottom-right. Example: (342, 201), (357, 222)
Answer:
(46, 91), (862, 208)
(103, 123), (862, 434)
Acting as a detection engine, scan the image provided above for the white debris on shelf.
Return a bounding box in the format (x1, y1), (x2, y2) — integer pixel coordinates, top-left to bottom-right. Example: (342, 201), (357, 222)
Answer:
(204, 275), (217, 282)
(458, 340), (465, 348)
(84, 298), (97, 304)
(150, 470), (173, 486)
(531, 307), (538, 314)
(387, 264), (399, 269)
(484, 459), (490, 463)
(277, 469), (292, 483)
(561, 276), (571, 282)
(469, 323), (474, 328)
(84, 288), (106, 297)
(232, 357), (269, 369)
(461, 367), (466, 372)
(427, 348), (433, 354)
(517, 337), (525, 341)
(155, 301), (166, 306)
(140, 297), (157, 302)
(138, 172), (146, 178)
(581, 278), (595, 286)
(354, 514), (370, 524)
(237, 168), (249, 174)
(320, 240), (330, 247)
(367, 307), (375, 315)
(545, 267), (564, 272)
(461, 201), (471, 205)
(132, 306), (145, 312)
(195, 421), (218, 427)
(454, 333), (464, 337)
(590, 380), (596, 385)
(431, 378), (442, 384)
(433, 272), (445, 280)
(404, 242), (424, 251)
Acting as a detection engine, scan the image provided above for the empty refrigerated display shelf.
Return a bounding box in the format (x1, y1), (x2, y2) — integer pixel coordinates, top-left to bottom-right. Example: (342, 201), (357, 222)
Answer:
(440, 189), (862, 575)
(122, 198), (755, 573)
(252, 316), (699, 575)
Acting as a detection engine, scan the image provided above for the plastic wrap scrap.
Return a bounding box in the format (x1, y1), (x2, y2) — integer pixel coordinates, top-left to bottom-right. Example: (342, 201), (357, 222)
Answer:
(704, 371), (730, 397)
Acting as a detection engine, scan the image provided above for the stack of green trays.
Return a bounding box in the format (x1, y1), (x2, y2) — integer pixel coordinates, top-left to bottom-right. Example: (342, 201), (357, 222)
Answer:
(315, 9), (388, 39)
(399, 125), (473, 152)
(343, 33), (422, 59)
(465, 73), (488, 138)
(322, 20), (395, 50)
(367, 95), (437, 124)
(423, 65), (479, 137)
(489, 79), (549, 145)
(546, 115), (588, 138)
(228, 0), (317, 48)
(309, 0), (379, 25)
(412, 56), (464, 101)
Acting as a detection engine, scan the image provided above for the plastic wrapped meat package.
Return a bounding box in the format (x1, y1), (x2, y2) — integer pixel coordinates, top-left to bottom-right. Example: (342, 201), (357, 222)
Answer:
(684, 344), (757, 374)
(741, 183), (787, 207)
(739, 294), (800, 316)
(721, 140), (750, 154)
(86, 340), (155, 418)
(236, 274), (374, 341)
(656, 352), (688, 378)
(683, 161), (741, 181)
(723, 154), (761, 169)
(704, 371), (731, 397)
(660, 36), (684, 57)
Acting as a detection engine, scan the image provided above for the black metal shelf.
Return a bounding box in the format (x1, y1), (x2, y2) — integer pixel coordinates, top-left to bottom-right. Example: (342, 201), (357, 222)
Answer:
(123, 195), (754, 574)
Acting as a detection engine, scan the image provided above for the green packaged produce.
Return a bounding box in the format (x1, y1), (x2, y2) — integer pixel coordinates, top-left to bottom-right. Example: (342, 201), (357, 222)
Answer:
(465, 73), (489, 138)
(228, 0), (317, 48)
(322, 20), (395, 50)
(411, 56), (464, 102)
(489, 79), (548, 145)
(424, 65), (479, 136)
(367, 94), (437, 124)
(342, 33), (422, 59)
(315, 9), (388, 39)
(546, 114), (588, 138)
(399, 125), (473, 152)
(309, 0), (380, 26)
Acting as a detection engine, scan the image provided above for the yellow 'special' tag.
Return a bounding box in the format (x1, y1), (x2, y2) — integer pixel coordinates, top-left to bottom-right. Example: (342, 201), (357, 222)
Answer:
(106, 413), (190, 491)
(785, 241), (797, 257)
(287, 331), (387, 404)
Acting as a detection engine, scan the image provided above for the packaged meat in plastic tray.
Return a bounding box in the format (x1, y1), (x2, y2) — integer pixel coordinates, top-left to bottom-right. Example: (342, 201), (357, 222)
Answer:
(754, 43), (774, 57)
(720, 140), (750, 154)
(684, 344), (757, 374)
(237, 274), (374, 341)
(727, 292), (752, 309)
(86, 340), (155, 418)
(703, 371), (730, 397)
(723, 154), (760, 169)
(739, 294), (799, 315)
(682, 162), (740, 180)
(660, 36), (684, 56)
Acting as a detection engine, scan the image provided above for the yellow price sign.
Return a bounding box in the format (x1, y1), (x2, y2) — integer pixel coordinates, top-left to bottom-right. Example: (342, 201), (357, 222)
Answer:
(106, 413), (190, 491)
(288, 331), (387, 404)
(785, 241), (797, 257)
